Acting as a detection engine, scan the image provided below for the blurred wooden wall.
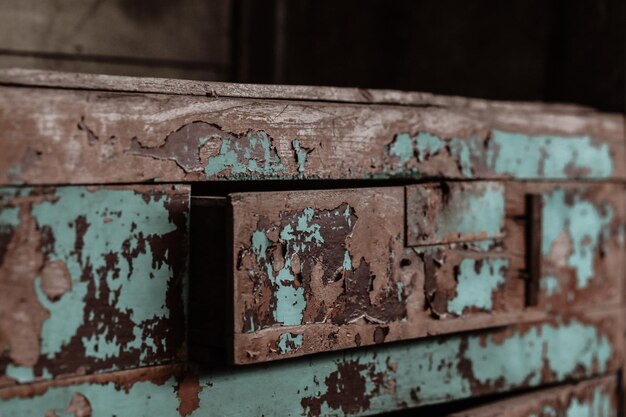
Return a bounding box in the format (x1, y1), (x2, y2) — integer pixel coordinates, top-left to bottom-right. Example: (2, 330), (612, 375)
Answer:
(0, 0), (623, 112)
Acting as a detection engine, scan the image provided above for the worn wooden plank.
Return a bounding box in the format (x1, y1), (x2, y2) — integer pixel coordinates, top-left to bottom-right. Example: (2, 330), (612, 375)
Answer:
(0, 185), (190, 387)
(1, 310), (621, 417)
(406, 182), (505, 246)
(0, 68), (598, 111)
(0, 85), (623, 185)
(0, 1), (230, 70)
(446, 375), (617, 417)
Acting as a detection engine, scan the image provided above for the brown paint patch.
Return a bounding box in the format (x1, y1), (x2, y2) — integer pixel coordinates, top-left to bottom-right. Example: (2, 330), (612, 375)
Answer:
(40, 260), (72, 301)
(301, 360), (386, 417)
(0, 202), (49, 367)
(65, 392), (92, 417)
(177, 374), (202, 417)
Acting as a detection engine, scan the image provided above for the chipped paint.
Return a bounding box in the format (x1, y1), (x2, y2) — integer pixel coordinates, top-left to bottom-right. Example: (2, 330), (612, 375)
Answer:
(406, 182), (505, 246)
(278, 333), (304, 354)
(0, 185), (189, 384)
(384, 130), (614, 179)
(292, 139), (312, 174)
(465, 319), (612, 386)
(204, 130), (285, 178)
(0, 316), (616, 416)
(541, 188), (613, 288)
(447, 259), (508, 315)
(238, 197), (406, 333)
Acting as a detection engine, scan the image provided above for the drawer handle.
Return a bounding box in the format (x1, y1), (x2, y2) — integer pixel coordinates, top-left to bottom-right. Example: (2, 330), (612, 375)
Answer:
(525, 194), (542, 306)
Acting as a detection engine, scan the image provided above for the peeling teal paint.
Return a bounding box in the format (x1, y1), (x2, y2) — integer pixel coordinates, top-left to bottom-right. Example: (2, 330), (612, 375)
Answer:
(447, 258), (508, 315)
(204, 131), (285, 178)
(292, 139), (309, 174)
(408, 182), (505, 245)
(565, 387), (613, 417)
(465, 319), (611, 387)
(278, 333), (304, 353)
(5, 364), (36, 383)
(1, 319), (613, 417)
(28, 187), (177, 360)
(489, 130), (613, 179)
(0, 205), (20, 227)
(542, 188), (613, 288)
(541, 276), (561, 296)
(342, 250), (352, 270)
(383, 130), (613, 179)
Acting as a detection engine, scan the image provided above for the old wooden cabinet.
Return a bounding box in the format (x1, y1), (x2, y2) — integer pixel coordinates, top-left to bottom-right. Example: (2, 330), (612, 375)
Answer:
(0, 68), (624, 416)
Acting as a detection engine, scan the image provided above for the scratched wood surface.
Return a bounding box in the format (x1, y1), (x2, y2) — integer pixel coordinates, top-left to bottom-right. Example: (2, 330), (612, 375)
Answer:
(188, 182), (626, 364)
(0, 309), (620, 416)
(0, 185), (190, 387)
(446, 375), (617, 417)
(0, 75), (624, 185)
(0, 68), (599, 110)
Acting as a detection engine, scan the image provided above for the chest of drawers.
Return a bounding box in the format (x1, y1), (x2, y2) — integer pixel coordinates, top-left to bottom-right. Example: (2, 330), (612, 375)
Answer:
(0, 69), (624, 416)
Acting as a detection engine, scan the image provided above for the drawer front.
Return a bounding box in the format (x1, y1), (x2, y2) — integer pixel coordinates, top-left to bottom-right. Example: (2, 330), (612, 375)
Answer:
(447, 376), (617, 417)
(0, 185), (189, 386)
(190, 181), (624, 364)
(507, 183), (625, 311)
(1, 311), (620, 417)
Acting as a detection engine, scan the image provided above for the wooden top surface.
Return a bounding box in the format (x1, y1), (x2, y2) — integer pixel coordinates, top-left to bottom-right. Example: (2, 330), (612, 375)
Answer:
(0, 67), (599, 114)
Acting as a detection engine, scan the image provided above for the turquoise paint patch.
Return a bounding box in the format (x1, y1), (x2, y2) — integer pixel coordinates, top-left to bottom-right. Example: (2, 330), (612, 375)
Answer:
(292, 139), (309, 174)
(0, 205), (20, 227)
(541, 276), (561, 296)
(490, 130), (613, 179)
(566, 387), (612, 417)
(5, 364), (35, 383)
(278, 333), (304, 353)
(465, 319), (612, 387)
(447, 258), (508, 315)
(204, 130), (285, 178)
(383, 130), (613, 179)
(542, 188), (613, 288)
(437, 183), (505, 241)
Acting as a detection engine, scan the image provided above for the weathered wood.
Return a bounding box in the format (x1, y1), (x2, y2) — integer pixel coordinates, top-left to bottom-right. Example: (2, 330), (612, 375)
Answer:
(0, 82), (623, 185)
(506, 183), (625, 312)
(446, 375), (617, 417)
(0, 185), (190, 386)
(190, 182), (625, 364)
(0, 68), (598, 111)
(406, 182), (505, 246)
(1, 310), (621, 416)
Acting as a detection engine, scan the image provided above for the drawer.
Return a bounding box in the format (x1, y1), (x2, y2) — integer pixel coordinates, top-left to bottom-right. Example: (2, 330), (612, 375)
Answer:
(190, 181), (624, 364)
(0, 185), (190, 386)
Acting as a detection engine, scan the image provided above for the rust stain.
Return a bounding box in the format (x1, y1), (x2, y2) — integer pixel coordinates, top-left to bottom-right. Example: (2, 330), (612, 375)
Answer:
(177, 374), (202, 417)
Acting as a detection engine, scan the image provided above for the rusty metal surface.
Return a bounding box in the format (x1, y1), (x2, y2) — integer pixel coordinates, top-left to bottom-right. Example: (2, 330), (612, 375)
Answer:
(406, 182), (505, 246)
(0, 310), (621, 416)
(0, 185), (190, 386)
(0, 86), (624, 185)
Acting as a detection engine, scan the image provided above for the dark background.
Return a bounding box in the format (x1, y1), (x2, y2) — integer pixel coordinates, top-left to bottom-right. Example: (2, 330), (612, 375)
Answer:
(2, 0), (623, 112)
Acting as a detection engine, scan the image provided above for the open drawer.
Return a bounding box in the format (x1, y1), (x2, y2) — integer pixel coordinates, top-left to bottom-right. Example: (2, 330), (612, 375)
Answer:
(189, 181), (624, 364)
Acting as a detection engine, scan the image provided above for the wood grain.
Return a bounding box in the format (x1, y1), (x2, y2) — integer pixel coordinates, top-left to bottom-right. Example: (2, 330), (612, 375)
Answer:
(0, 84), (623, 186)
